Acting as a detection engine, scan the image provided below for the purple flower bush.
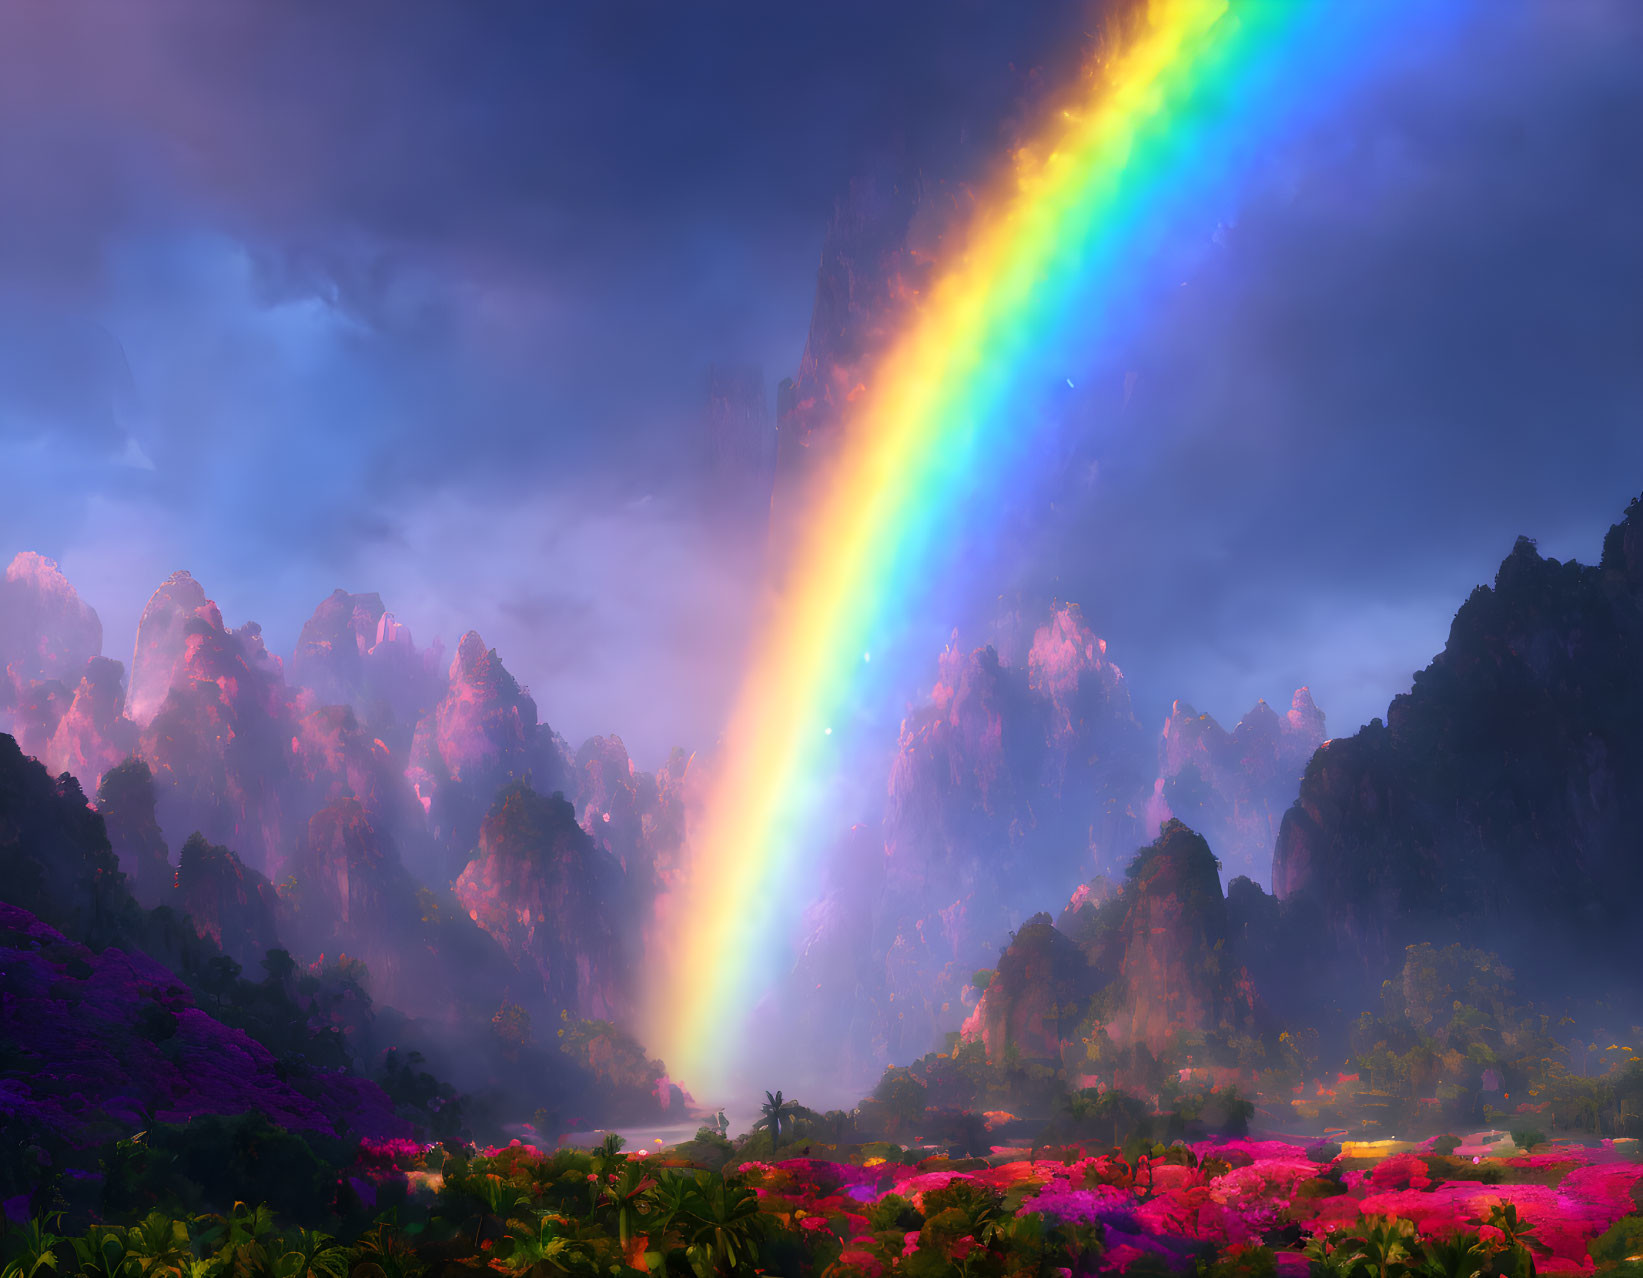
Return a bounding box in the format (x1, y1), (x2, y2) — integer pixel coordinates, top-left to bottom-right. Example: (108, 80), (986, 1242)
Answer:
(0, 901), (408, 1151)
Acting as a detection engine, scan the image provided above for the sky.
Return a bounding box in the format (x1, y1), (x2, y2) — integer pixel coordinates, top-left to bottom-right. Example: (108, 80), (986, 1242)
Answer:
(1, 0), (1641, 766)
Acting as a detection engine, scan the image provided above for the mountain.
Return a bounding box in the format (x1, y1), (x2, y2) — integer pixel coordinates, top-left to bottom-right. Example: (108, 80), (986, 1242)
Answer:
(289, 589), (444, 751)
(0, 552), (102, 686)
(453, 782), (632, 1022)
(1272, 493), (1643, 994)
(407, 629), (570, 871)
(961, 820), (1258, 1075)
(0, 902), (408, 1157)
(0, 553), (108, 773)
(1145, 690), (1326, 886)
(0, 735), (411, 1160)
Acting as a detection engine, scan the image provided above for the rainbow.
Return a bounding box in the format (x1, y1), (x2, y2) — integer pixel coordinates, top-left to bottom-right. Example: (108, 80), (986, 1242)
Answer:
(648, 0), (1458, 1091)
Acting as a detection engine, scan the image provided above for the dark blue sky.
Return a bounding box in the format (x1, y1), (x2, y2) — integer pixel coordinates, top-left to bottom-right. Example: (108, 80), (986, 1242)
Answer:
(2, 1), (1640, 763)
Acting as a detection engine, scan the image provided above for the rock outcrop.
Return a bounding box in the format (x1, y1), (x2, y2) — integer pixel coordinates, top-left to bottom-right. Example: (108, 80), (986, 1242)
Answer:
(963, 911), (1099, 1064)
(172, 832), (283, 971)
(0, 553), (108, 773)
(453, 782), (630, 1021)
(1272, 494), (1643, 989)
(1113, 821), (1257, 1055)
(44, 656), (137, 790)
(1146, 689), (1326, 887)
(128, 570), (214, 727)
(137, 581), (297, 875)
(961, 820), (1260, 1071)
(407, 631), (569, 867)
(290, 589), (443, 748)
(0, 552), (102, 687)
(95, 757), (173, 908)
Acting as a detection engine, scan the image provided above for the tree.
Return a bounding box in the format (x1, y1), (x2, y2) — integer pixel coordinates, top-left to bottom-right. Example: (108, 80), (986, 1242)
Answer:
(755, 1091), (800, 1149)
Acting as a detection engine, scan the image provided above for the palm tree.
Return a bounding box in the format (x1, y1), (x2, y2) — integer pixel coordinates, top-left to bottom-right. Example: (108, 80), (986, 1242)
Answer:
(755, 1091), (800, 1150)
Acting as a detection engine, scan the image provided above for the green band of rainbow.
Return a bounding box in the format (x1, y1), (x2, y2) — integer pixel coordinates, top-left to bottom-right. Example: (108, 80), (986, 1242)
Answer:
(647, 0), (1463, 1094)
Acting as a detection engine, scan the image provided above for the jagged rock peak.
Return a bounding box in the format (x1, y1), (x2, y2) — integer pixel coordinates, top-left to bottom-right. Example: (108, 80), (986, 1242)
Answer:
(128, 570), (214, 724)
(1288, 687), (1326, 740)
(0, 551), (103, 684)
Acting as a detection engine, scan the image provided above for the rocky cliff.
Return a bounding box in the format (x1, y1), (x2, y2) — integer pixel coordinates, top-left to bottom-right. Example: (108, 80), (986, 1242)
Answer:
(1146, 689), (1326, 886)
(1272, 493), (1643, 991)
(453, 781), (631, 1021)
(407, 630), (570, 868)
(961, 819), (1260, 1072)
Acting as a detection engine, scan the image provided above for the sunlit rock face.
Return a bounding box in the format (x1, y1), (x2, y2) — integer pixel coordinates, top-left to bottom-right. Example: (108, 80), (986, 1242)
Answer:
(6, 674), (74, 763)
(569, 735), (692, 956)
(965, 911), (1099, 1064)
(173, 831), (282, 971)
(128, 570), (213, 727)
(1146, 688), (1327, 888)
(1273, 493), (1643, 986)
(96, 757), (172, 909)
(0, 554), (107, 766)
(44, 656), (137, 791)
(407, 631), (569, 869)
(1113, 820), (1256, 1055)
(134, 575), (298, 876)
(291, 589), (387, 708)
(278, 796), (537, 1025)
(0, 552), (103, 687)
(454, 781), (631, 1021)
(961, 821), (1258, 1072)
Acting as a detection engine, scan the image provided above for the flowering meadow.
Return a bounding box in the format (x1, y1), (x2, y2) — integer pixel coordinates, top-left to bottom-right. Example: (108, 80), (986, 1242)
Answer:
(11, 1130), (1638, 1278)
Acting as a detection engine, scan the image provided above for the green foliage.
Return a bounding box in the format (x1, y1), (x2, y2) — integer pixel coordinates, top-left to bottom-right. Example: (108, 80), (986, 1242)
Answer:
(866, 1194), (923, 1234)
(1200, 1245), (1278, 1278)
(919, 1179), (1001, 1235)
(1418, 1231), (1488, 1278)
(1591, 1216), (1643, 1268)
(100, 1119), (347, 1223)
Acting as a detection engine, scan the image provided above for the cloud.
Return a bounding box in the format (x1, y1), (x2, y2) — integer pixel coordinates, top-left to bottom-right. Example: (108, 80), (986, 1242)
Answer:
(0, 0), (1640, 765)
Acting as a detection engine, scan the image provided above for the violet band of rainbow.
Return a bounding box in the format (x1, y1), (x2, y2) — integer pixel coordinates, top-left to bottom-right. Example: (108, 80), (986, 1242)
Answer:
(648, 0), (1465, 1092)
